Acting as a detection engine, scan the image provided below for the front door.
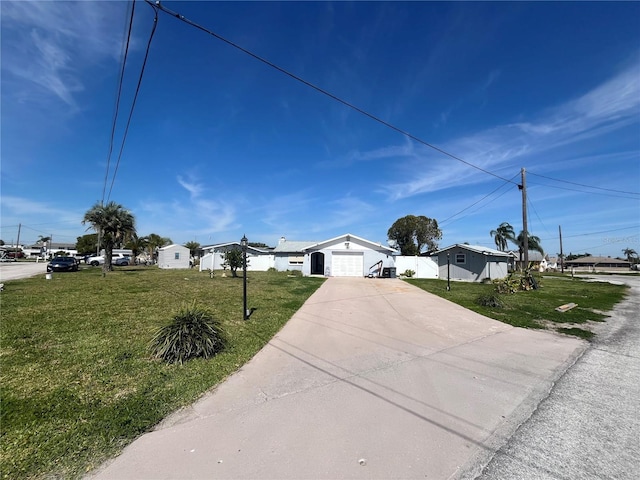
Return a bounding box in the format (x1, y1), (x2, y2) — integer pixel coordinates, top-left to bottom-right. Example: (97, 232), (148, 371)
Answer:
(310, 252), (325, 275)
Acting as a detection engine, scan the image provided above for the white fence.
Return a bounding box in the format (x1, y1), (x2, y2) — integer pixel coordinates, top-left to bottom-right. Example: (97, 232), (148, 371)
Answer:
(394, 256), (438, 279)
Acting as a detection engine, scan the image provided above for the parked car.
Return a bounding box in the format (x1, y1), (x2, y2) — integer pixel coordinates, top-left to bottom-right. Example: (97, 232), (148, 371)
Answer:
(47, 256), (79, 272)
(113, 256), (131, 266)
(87, 253), (129, 266)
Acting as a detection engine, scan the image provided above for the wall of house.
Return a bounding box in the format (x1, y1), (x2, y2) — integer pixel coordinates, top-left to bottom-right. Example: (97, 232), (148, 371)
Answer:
(395, 256), (438, 278)
(274, 253), (304, 273)
(158, 246), (190, 269)
(437, 250), (508, 282)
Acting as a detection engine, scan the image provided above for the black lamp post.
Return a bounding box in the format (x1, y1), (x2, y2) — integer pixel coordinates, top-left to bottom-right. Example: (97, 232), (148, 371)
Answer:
(446, 253), (451, 291)
(241, 235), (248, 320)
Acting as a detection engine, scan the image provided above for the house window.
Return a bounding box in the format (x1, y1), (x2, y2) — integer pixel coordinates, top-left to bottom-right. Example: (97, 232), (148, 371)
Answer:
(288, 255), (304, 265)
(175, 252), (180, 260)
(455, 253), (466, 264)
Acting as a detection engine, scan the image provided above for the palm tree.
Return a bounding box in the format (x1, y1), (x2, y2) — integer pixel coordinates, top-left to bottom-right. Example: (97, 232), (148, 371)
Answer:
(184, 241), (201, 257)
(145, 233), (172, 263)
(622, 248), (638, 263)
(489, 222), (516, 251)
(515, 230), (544, 269)
(125, 234), (149, 259)
(82, 201), (136, 274)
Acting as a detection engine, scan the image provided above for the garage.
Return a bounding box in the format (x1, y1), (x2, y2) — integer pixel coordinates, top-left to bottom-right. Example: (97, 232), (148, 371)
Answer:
(331, 251), (364, 277)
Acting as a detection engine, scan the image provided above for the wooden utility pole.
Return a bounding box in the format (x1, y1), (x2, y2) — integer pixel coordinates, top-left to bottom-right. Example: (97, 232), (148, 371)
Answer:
(15, 223), (21, 252)
(520, 167), (529, 269)
(559, 225), (564, 273)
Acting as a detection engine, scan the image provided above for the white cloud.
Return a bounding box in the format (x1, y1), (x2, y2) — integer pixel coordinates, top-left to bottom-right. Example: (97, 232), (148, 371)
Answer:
(1, 1), (126, 109)
(374, 62), (640, 200)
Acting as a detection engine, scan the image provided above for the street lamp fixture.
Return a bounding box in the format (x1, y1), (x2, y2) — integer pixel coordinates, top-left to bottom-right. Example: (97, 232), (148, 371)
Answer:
(241, 235), (248, 320)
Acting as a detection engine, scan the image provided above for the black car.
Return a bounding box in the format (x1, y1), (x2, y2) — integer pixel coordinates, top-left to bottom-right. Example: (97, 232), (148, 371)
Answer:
(47, 256), (79, 272)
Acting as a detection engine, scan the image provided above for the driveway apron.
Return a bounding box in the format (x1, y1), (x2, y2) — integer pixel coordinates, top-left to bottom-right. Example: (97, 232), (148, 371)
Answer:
(90, 278), (585, 479)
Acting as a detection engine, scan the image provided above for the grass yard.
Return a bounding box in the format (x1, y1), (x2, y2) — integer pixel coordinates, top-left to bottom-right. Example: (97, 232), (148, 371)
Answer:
(406, 275), (628, 339)
(1, 267), (324, 479)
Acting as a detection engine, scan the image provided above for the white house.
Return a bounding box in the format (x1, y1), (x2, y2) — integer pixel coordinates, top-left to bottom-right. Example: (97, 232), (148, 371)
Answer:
(199, 242), (273, 272)
(275, 233), (397, 277)
(157, 244), (190, 269)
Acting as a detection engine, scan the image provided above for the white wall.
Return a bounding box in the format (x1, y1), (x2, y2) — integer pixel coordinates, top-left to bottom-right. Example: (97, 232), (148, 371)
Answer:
(158, 245), (190, 269)
(394, 256), (439, 279)
(199, 252), (274, 272)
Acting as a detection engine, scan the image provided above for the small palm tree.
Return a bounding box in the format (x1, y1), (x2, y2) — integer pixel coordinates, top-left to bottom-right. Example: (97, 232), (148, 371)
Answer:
(82, 201), (136, 274)
(490, 222), (516, 251)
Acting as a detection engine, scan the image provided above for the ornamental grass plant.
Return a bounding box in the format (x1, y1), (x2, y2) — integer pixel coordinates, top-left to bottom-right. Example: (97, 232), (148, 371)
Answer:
(150, 304), (227, 364)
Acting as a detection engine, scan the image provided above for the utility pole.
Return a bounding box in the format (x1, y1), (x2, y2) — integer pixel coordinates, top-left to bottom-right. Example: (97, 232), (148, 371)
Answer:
(519, 167), (529, 270)
(16, 223), (21, 253)
(559, 225), (564, 274)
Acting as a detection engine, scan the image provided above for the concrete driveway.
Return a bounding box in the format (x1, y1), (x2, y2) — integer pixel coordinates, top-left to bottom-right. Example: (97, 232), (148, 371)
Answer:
(90, 278), (584, 479)
(0, 261), (48, 281)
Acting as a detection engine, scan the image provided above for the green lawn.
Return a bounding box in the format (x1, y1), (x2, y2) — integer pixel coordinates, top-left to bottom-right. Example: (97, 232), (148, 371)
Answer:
(406, 275), (628, 339)
(1, 267), (324, 479)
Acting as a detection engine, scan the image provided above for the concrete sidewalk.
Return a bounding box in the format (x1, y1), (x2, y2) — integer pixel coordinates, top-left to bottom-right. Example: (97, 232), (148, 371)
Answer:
(90, 278), (585, 479)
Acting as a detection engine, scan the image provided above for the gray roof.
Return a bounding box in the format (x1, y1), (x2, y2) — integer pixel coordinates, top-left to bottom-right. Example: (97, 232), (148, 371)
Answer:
(435, 244), (512, 257)
(564, 256), (629, 265)
(272, 241), (317, 253)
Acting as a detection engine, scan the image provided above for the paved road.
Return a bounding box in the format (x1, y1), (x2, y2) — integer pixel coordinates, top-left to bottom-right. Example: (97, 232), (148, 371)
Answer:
(0, 261), (48, 281)
(90, 278), (584, 479)
(475, 275), (640, 479)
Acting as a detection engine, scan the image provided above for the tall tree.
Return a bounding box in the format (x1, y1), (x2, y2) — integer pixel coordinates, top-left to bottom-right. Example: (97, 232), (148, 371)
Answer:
(184, 241), (201, 257)
(82, 201), (136, 274)
(145, 233), (172, 262)
(387, 215), (442, 256)
(489, 222), (516, 251)
(516, 230), (544, 267)
(125, 234), (149, 258)
(622, 248), (638, 263)
(76, 234), (99, 255)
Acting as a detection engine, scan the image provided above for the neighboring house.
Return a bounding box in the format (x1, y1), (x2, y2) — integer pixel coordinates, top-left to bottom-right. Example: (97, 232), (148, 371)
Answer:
(23, 242), (77, 259)
(157, 244), (190, 269)
(434, 244), (511, 282)
(564, 256), (631, 271)
(199, 242), (272, 272)
(509, 250), (548, 271)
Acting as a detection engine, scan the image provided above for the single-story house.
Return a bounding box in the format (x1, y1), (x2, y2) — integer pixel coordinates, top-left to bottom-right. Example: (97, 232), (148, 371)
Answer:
(564, 256), (631, 271)
(434, 244), (511, 282)
(199, 243), (272, 272)
(287, 233), (398, 277)
(157, 244), (190, 269)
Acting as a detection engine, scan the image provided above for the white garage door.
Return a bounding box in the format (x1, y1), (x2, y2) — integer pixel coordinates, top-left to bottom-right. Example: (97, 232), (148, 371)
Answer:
(331, 252), (364, 277)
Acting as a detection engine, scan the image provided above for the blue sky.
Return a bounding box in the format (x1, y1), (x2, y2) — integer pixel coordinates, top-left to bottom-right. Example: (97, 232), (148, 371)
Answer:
(2, 1), (639, 257)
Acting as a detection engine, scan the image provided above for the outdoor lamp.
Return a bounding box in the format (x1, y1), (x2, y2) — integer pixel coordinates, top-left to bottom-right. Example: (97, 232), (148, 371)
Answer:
(241, 235), (248, 320)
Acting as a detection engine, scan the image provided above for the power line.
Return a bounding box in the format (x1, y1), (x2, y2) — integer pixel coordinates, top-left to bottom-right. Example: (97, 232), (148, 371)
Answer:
(102, 0), (136, 205)
(526, 180), (639, 200)
(107, 1), (159, 202)
(147, 0), (517, 186)
(440, 172), (520, 226)
(528, 171), (640, 197)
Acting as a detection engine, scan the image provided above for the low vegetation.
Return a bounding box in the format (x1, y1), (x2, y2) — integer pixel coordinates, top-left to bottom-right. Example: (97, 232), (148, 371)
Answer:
(1, 267), (324, 479)
(406, 275), (628, 337)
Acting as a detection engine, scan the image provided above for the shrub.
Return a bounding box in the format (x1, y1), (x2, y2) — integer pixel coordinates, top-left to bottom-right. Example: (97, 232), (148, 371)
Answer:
(403, 269), (415, 278)
(475, 294), (504, 308)
(149, 305), (227, 364)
